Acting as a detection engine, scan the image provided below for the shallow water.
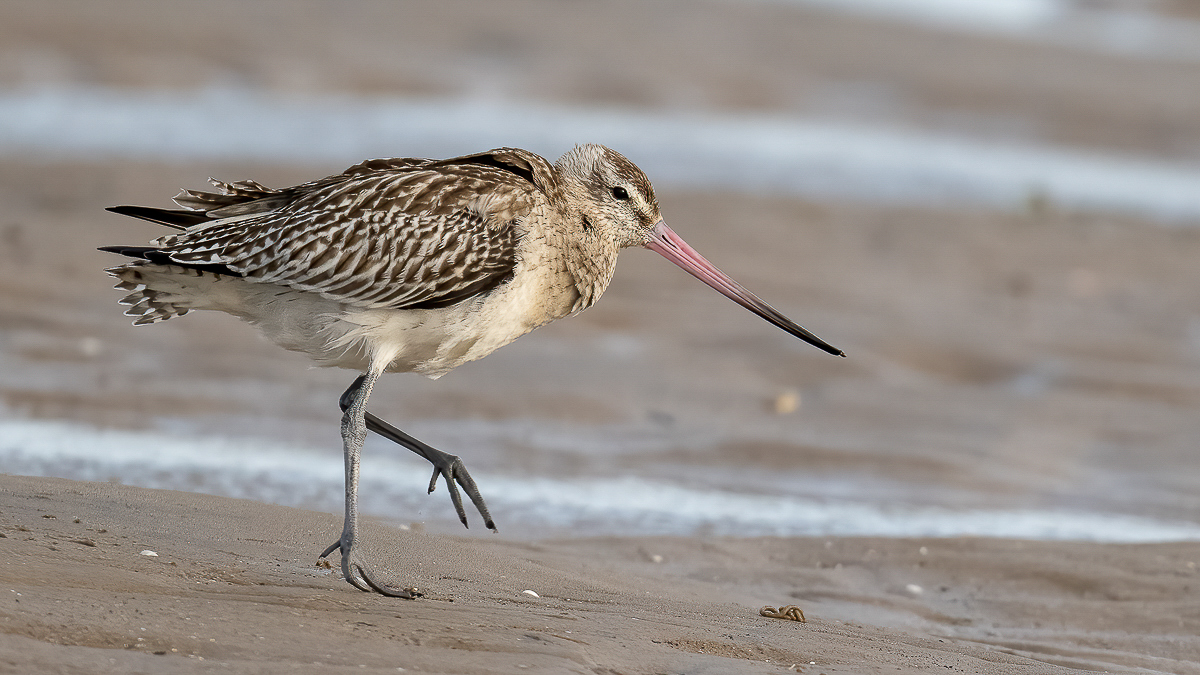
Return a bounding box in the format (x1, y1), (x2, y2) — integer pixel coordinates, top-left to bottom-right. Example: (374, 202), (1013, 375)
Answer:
(4, 417), (1198, 542)
(1, 85), (1199, 220)
(777, 0), (1200, 63)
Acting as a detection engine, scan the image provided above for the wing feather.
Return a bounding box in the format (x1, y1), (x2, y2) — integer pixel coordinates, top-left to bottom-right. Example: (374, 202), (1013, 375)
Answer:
(151, 151), (553, 310)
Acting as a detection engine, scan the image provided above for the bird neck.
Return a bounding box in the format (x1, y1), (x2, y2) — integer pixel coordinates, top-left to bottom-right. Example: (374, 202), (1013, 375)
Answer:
(516, 206), (619, 320)
(562, 230), (619, 315)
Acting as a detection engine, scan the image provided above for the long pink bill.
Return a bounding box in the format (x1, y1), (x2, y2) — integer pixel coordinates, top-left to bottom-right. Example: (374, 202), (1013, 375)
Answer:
(645, 221), (845, 357)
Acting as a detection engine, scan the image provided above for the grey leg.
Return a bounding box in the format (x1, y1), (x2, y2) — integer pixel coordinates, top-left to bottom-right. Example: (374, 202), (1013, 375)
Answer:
(319, 371), (420, 598)
(337, 376), (495, 531)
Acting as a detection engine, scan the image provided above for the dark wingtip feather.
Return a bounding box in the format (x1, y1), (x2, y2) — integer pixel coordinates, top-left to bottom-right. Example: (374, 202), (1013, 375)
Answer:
(97, 245), (242, 277)
(98, 245), (154, 257)
(106, 205), (209, 229)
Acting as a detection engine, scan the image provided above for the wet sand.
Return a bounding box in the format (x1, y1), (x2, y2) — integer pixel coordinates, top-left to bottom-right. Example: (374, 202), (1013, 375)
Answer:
(4, 474), (1199, 674)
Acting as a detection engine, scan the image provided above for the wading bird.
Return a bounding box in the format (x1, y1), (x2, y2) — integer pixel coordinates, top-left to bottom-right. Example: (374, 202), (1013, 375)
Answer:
(102, 144), (844, 596)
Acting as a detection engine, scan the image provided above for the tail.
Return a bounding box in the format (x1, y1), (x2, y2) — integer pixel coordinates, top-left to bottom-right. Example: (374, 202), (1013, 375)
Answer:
(101, 243), (242, 325)
(103, 262), (210, 325)
(103, 177), (288, 324)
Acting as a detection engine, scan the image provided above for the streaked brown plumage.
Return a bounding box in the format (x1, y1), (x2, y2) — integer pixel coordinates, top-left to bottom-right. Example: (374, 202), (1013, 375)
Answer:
(102, 144), (843, 597)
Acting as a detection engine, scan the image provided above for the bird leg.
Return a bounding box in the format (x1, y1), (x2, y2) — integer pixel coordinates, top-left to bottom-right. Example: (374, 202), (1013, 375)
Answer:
(319, 369), (421, 598)
(336, 375), (495, 532)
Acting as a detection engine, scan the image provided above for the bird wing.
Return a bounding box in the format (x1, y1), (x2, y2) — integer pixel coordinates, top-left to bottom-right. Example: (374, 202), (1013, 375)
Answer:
(153, 151), (553, 310)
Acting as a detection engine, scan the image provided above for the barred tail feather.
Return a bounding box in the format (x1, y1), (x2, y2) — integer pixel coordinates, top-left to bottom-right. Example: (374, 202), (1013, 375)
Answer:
(106, 263), (211, 325)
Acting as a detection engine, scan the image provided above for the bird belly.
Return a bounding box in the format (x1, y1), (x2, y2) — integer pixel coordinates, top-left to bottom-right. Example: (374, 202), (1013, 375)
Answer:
(110, 263), (370, 368)
(337, 257), (582, 379)
(112, 254), (587, 378)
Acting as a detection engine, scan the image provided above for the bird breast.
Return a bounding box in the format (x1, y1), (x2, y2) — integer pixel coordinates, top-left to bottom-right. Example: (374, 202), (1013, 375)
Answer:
(330, 208), (617, 379)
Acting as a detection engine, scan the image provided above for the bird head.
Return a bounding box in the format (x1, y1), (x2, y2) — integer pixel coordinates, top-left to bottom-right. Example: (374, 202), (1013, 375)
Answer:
(555, 144), (844, 357)
(555, 144), (663, 249)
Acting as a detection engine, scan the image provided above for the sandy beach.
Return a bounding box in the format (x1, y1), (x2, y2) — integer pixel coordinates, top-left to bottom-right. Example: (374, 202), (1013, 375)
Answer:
(3, 0), (1200, 672)
(4, 474), (1199, 674)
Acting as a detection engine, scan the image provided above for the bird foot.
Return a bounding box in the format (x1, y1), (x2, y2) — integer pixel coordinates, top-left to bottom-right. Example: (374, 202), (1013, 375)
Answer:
(340, 377), (496, 532)
(423, 448), (496, 532)
(319, 540), (423, 599)
(354, 407), (496, 532)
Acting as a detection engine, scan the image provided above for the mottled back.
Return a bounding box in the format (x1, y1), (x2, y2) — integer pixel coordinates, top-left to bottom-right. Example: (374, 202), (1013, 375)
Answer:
(152, 148), (559, 310)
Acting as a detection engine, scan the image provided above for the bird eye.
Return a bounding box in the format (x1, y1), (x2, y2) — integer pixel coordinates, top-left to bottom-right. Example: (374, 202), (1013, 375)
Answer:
(611, 186), (630, 201)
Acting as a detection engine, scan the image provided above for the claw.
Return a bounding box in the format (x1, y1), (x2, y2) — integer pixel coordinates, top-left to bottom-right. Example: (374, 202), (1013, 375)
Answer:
(356, 564), (423, 599)
(345, 567), (375, 593)
(319, 540), (341, 559)
(444, 471), (468, 528)
(460, 476), (495, 531)
(323, 538), (421, 598)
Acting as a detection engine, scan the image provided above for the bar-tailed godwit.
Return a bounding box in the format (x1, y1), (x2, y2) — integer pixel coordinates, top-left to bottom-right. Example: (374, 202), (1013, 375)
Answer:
(102, 144), (844, 596)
